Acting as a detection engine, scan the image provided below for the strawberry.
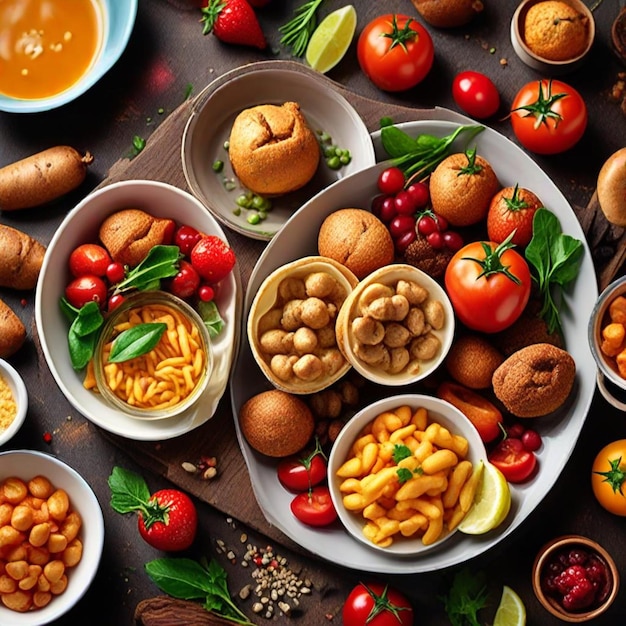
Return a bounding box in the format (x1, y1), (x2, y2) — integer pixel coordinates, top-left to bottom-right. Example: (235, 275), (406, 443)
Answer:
(190, 234), (236, 284)
(200, 0), (267, 50)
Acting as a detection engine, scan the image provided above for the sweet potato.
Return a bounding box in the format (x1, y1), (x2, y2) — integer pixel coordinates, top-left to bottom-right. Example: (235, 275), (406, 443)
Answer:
(0, 225), (46, 290)
(0, 146), (93, 211)
(0, 299), (26, 358)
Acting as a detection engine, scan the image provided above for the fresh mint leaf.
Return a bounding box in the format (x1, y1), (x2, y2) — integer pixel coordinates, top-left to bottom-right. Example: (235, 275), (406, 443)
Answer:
(108, 466), (151, 514)
(145, 558), (212, 600)
(107, 322), (167, 363)
(440, 568), (488, 626)
(113, 245), (181, 294)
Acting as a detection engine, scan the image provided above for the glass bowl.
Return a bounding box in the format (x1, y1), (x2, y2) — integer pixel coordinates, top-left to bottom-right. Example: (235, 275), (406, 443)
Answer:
(93, 290), (212, 420)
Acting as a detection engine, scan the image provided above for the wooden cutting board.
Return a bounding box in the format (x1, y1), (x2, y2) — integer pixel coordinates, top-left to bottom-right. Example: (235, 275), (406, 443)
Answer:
(98, 60), (626, 551)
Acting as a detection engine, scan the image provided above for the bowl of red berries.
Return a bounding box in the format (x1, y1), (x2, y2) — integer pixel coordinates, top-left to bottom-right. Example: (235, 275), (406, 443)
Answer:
(35, 179), (240, 441)
(532, 534), (619, 622)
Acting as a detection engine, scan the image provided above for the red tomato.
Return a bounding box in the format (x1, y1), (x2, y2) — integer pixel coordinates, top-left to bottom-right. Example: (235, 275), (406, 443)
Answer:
(169, 260), (201, 299)
(68, 243), (112, 277)
(277, 446), (327, 492)
(444, 239), (531, 333)
(174, 224), (203, 257)
(105, 261), (126, 285)
(357, 14), (434, 92)
(65, 275), (108, 309)
(452, 71), (500, 119)
(510, 79), (587, 155)
(290, 486), (337, 527)
(489, 438), (537, 483)
(343, 583), (414, 626)
(591, 440), (626, 516)
(138, 489), (198, 551)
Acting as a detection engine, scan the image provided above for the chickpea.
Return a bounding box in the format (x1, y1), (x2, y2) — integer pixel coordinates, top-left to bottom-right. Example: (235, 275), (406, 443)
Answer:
(257, 308), (283, 334)
(47, 533), (68, 554)
(28, 476), (54, 500)
(47, 490), (69, 522)
(0, 503), (13, 526)
(43, 560), (65, 584)
(29, 522), (51, 548)
(318, 348), (346, 377)
(352, 317), (385, 345)
(383, 323), (411, 349)
(60, 512), (82, 543)
(410, 333), (441, 360)
(3, 478), (27, 504)
(396, 279), (428, 304)
(358, 283), (394, 315)
(423, 298), (445, 330)
(316, 325), (337, 348)
(5, 560), (28, 581)
(281, 300), (304, 331)
(304, 272), (337, 299)
(62, 539), (83, 568)
(259, 329), (291, 355)
(269, 354), (297, 381)
(1, 588), (32, 612)
(278, 276), (306, 302)
(405, 307), (426, 336)
(0, 525), (23, 548)
(292, 354), (324, 381)
(300, 298), (330, 329)
(354, 342), (388, 366)
(388, 348), (410, 374)
(11, 505), (34, 532)
(292, 327), (318, 354)
(366, 294), (410, 322)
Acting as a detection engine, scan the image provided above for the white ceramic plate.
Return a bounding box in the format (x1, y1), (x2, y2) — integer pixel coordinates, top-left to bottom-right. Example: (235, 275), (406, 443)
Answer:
(36, 180), (241, 442)
(230, 120), (598, 574)
(181, 62), (376, 241)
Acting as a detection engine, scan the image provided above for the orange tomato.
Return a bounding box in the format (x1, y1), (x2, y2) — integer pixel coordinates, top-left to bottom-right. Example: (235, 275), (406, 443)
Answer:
(591, 440), (626, 516)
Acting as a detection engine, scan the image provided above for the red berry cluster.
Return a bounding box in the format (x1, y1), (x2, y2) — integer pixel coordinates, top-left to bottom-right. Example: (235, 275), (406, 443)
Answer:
(542, 548), (611, 611)
(370, 166), (463, 255)
(506, 422), (542, 452)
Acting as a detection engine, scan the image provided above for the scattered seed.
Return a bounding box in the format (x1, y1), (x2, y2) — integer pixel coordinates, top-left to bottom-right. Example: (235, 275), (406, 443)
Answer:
(181, 462), (197, 473)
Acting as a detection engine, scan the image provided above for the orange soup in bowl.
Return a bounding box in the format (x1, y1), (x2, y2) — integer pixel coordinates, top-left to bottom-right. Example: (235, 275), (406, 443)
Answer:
(0, 0), (104, 100)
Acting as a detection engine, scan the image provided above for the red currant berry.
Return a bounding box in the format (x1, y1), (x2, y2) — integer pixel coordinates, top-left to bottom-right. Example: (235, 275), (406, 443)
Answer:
(390, 215), (416, 239)
(406, 182), (429, 208)
(426, 231), (444, 249)
(507, 423), (526, 439)
(442, 230), (464, 252)
(395, 229), (416, 254)
(198, 284), (215, 302)
(417, 215), (438, 236)
(370, 194), (386, 218)
(379, 196), (398, 223)
(377, 167), (405, 195)
(108, 293), (125, 312)
(521, 429), (542, 452)
(434, 214), (448, 231)
(105, 262), (126, 285)
(170, 260), (201, 299)
(175, 224), (202, 257)
(394, 190), (416, 216)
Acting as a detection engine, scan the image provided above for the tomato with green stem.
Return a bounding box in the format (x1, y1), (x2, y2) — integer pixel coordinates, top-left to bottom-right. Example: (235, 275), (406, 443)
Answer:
(591, 440), (626, 516)
(510, 79), (587, 155)
(444, 235), (532, 333)
(277, 440), (327, 492)
(357, 14), (434, 92)
(290, 485), (337, 527)
(343, 582), (414, 626)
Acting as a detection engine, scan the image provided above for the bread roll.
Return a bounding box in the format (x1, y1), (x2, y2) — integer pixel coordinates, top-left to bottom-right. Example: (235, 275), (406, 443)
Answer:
(228, 102), (320, 196)
(318, 208), (395, 279)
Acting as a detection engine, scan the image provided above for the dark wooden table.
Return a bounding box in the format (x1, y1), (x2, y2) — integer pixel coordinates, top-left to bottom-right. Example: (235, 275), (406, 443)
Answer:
(2, 1), (626, 624)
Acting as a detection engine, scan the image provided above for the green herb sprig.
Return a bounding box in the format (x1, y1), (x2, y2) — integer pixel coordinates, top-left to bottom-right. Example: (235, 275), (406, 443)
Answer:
(380, 119), (485, 181)
(113, 245), (182, 295)
(279, 0), (326, 57)
(145, 556), (256, 625)
(439, 568), (489, 626)
(525, 207), (584, 335)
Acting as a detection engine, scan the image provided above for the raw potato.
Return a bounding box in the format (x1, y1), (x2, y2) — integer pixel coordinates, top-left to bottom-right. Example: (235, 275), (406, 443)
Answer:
(0, 146), (93, 211)
(597, 147), (626, 226)
(0, 299), (26, 358)
(411, 0), (484, 27)
(0, 224), (46, 290)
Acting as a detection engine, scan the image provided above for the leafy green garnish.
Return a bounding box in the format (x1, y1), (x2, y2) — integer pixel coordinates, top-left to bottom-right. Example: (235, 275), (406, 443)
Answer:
(113, 245), (181, 295)
(198, 299), (225, 339)
(63, 300), (104, 371)
(145, 557), (255, 625)
(278, 0), (326, 57)
(396, 467), (414, 484)
(107, 322), (167, 363)
(380, 119), (485, 180)
(108, 466), (152, 514)
(392, 444), (412, 464)
(439, 568), (489, 626)
(525, 207), (584, 335)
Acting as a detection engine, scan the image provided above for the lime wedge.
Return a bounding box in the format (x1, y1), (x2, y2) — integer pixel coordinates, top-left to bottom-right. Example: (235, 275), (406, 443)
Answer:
(458, 460), (511, 534)
(493, 585), (527, 626)
(305, 5), (357, 74)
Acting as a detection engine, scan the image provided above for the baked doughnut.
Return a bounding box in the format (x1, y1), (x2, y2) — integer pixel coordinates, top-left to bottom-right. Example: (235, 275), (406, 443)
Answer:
(492, 343), (576, 417)
(228, 102), (320, 196)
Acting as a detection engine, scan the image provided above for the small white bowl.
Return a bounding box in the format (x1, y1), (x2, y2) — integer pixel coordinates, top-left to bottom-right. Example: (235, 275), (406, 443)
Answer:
(0, 0), (137, 113)
(510, 0), (595, 75)
(335, 264), (455, 386)
(0, 359), (28, 447)
(328, 394), (487, 556)
(181, 61), (376, 241)
(0, 449), (104, 626)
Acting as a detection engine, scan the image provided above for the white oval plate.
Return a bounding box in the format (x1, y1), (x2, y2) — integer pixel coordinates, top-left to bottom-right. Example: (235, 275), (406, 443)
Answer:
(36, 180), (241, 441)
(181, 62), (376, 241)
(230, 120), (597, 574)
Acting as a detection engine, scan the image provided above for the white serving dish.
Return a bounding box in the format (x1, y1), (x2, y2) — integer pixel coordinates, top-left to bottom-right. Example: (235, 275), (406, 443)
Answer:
(35, 180), (241, 441)
(230, 119), (597, 574)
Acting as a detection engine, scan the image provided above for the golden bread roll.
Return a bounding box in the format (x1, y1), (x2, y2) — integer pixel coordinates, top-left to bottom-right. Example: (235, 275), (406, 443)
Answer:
(238, 389), (314, 457)
(318, 208), (395, 279)
(99, 209), (174, 267)
(228, 102), (320, 196)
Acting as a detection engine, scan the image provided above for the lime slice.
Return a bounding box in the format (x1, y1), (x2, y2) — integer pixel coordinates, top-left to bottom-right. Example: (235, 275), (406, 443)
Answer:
(458, 460), (511, 534)
(305, 5), (357, 74)
(493, 585), (526, 626)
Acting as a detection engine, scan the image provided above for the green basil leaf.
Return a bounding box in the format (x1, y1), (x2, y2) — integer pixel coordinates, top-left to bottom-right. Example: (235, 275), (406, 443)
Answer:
(59, 296), (79, 323)
(68, 327), (97, 371)
(114, 245), (181, 294)
(107, 322), (167, 363)
(198, 300), (224, 339)
(107, 466), (151, 514)
(145, 558), (212, 600)
(71, 301), (104, 337)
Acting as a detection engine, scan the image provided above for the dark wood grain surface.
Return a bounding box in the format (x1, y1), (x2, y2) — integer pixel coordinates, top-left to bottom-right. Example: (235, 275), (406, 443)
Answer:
(2, 1), (626, 624)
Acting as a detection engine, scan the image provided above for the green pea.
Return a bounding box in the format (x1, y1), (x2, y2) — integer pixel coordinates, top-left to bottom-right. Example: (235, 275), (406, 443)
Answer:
(232, 207), (241, 216)
(212, 160), (224, 173)
(326, 156), (341, 170)
(236, 194), (253, 208)
(247, 213), (261, 225)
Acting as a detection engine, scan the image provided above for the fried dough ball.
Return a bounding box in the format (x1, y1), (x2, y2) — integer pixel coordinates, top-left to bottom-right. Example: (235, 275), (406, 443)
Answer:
(446, 333), (505, 389)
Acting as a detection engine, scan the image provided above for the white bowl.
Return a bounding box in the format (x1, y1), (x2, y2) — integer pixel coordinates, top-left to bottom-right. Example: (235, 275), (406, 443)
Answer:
(0, 450), (104, 625)
(0, 359), (27, 447)
(328, 394), (487, 557)
(0, 0), (137, 113)
(35, 180), (240, 441)
(181, 61), (376, 241)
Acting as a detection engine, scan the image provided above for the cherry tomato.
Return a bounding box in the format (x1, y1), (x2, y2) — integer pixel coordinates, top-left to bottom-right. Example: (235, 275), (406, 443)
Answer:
(170, 260), (201, 299)
(442, 230), (464, 252)
(510, 79), (587, 155)
(65, 275), (108, 309)
(107, 293), (126, 312)
(290, 486), (337, 527)
(406, 182), (429, 208)
(106, 261), (126, 285)
(394, 190), (416, 215)
(198, 284), (215, 302)
(444, 239), (532, 333)
(343, 582), (414, 626)
(277, 445), (327, 492)
(489, 437), (537, 483)
(377, 167), (405, 195)
(175, 224), (203, 257)
(452, 70), (500, 119)
(390, 215), (416, 239)
(591, 440), (626, 516)
(357, 14), (434, 92)
(68, 243), (112, 278)
(395, 229), (416, 253)
(521, 429), (542, 452)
